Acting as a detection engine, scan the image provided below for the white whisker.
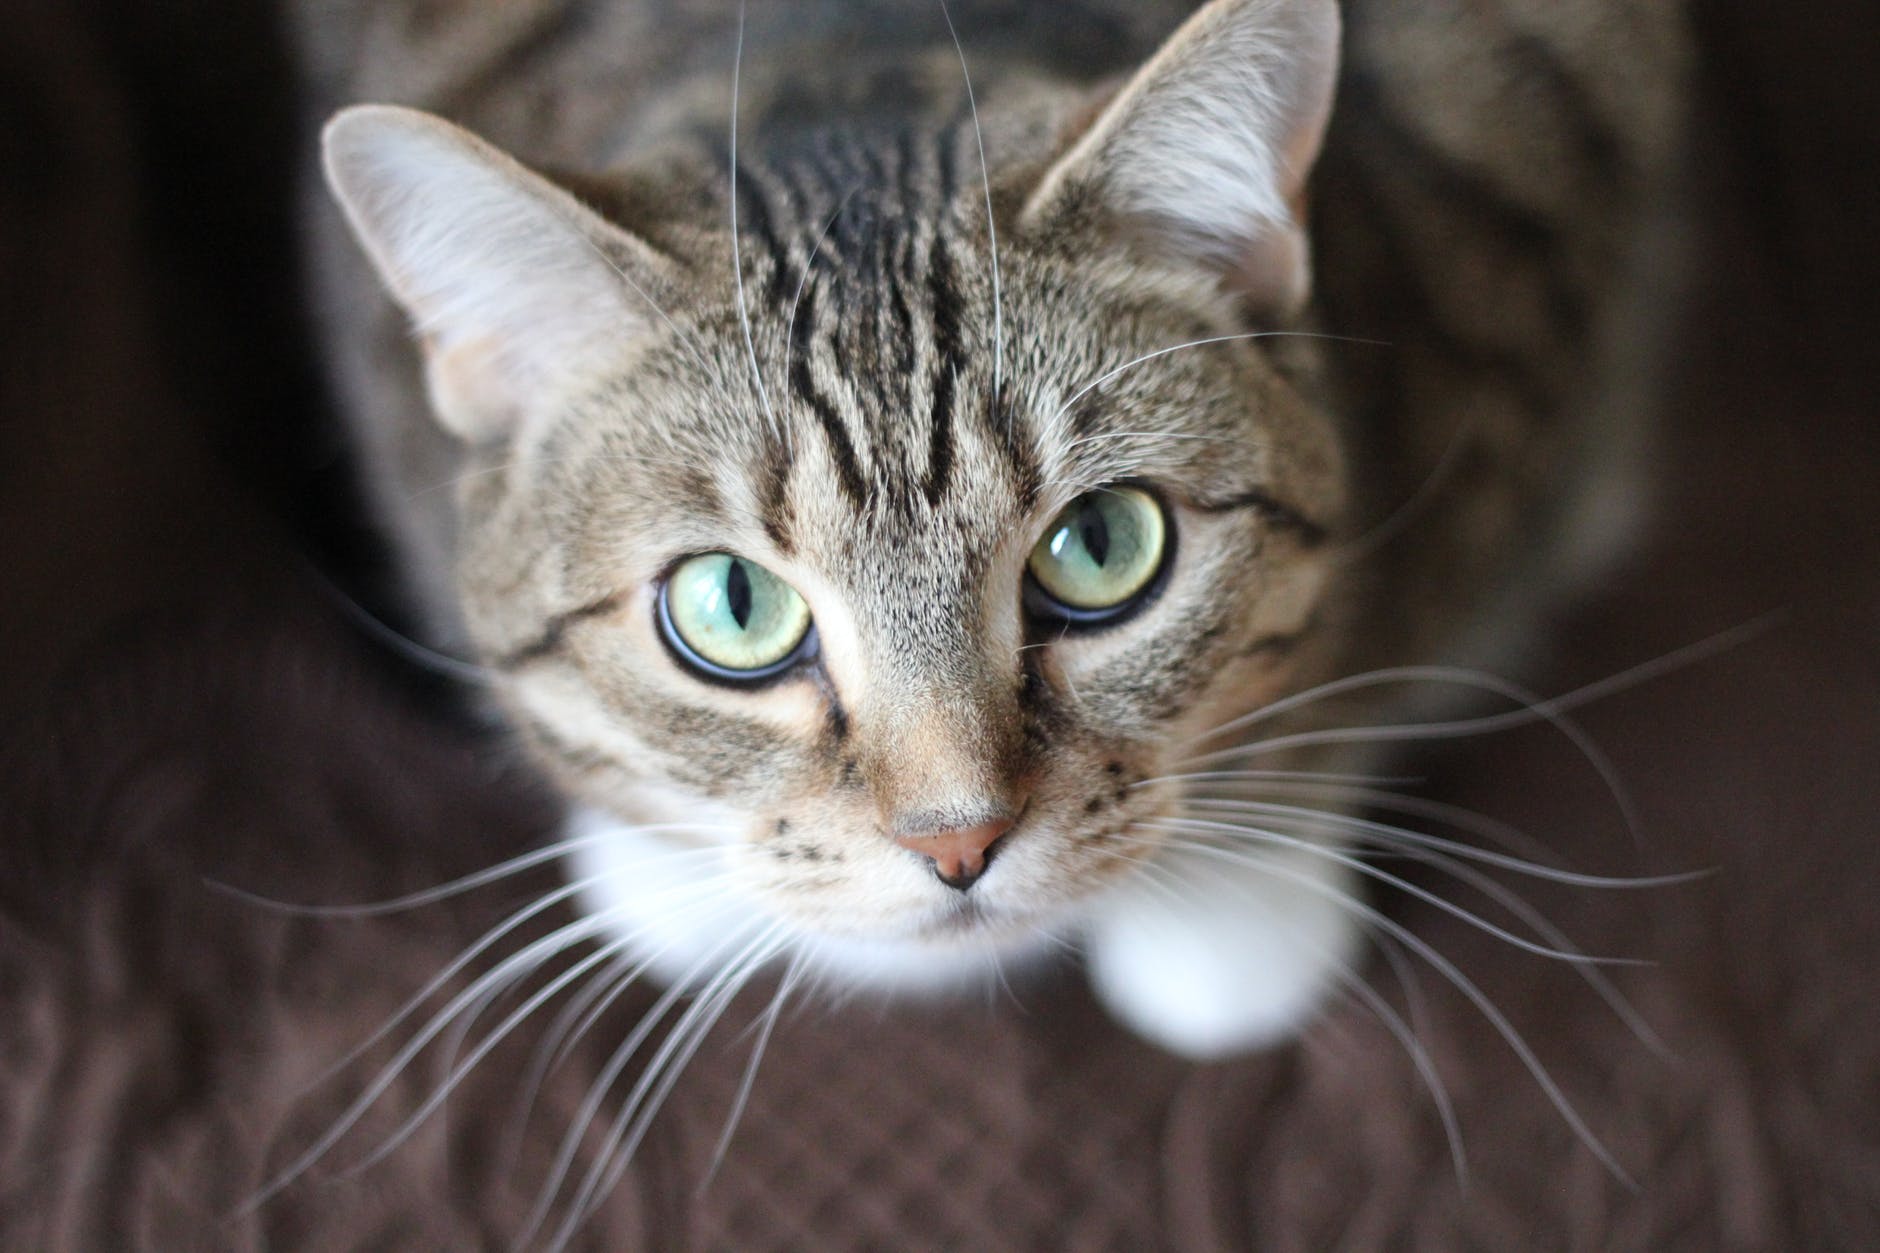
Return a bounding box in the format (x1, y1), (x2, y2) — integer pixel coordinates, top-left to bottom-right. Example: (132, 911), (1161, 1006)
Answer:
(727, 3), (782, 447)
(1383, 839), (1672, 1059)
(241, 907), (628, 1214)
(781, 184), (861, 396)
(1186, 798), (1707, 890)
(1322, 936), (1468, 1188)
(1158, 837), (1635, 1185)
(1048, 330), (1384, 433)
(1167, 801), (1676, 1053)
(554, 924), (790, 1246)
(518, 919), (769, 1249)
(939, 0), (1001, 397)
(305, 566), (503, 686)
(1327, 411), (1475, 565)
(703, 947), (808, 1186)
(291, 874), (612, 1098)
(342, 931), (646, 1177)
(210, 830), (727, 918)
(1144, 817), (1637, 967)
(1176, 663), (1645, 848)
(501, 949), (642, 1165)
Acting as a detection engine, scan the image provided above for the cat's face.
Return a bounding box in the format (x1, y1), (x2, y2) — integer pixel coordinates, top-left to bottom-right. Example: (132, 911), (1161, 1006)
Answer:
(320, 0), (1347, 973)
(452, 207), (1346, 956)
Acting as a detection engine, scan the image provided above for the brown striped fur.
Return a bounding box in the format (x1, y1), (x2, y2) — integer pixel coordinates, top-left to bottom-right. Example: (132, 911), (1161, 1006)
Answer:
(297, 0), (1691, 1052)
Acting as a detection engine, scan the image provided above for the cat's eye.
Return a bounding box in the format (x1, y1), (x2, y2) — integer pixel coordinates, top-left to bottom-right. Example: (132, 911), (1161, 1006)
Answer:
(658, 553), (814, 681)
(1026, 485), (1169, 625)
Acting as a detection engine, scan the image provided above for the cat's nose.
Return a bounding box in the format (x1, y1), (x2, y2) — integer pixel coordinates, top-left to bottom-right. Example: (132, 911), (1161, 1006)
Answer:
(893, 815), (1016, 892)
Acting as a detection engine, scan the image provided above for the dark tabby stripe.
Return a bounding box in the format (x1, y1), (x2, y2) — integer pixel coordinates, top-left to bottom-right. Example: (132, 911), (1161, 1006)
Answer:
(1500, 32), (1631, 185)
(787, 278), (870, 507)
(493, 593), (623, 669)
(1338, 66), (1592, 342)
(1190, 489), (1329, 545)
(923, 236), (964, 505)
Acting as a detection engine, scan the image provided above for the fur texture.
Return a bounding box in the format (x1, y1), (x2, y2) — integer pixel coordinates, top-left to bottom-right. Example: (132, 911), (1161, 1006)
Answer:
(8, 0), (1880, 1244)
(301, 0), (1691, 1061)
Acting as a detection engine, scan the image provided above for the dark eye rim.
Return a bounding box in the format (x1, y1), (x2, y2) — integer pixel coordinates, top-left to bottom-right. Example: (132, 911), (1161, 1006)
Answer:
(1023, 481), (1177, 633)
(654, 554), (820, 688)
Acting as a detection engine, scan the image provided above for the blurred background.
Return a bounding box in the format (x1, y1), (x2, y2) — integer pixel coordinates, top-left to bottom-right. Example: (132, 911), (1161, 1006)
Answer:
(1, 0), (1875, 1247)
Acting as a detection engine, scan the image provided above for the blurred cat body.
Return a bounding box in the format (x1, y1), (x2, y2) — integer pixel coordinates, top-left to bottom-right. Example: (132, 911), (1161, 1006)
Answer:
(300, 0), (1689, 1057)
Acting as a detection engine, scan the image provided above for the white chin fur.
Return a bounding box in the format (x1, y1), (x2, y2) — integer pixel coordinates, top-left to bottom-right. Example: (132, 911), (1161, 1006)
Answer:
(563, 805), (757, 987)
(567, 805), (1361, 1058)
(1080, 843), (1363, 1060)
(563, 805), (1055, 997)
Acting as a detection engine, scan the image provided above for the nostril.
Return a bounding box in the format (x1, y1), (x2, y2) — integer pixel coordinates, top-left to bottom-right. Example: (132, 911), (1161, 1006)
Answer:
(931, 831), (1013, 892)
(894, 816), (1016, 892)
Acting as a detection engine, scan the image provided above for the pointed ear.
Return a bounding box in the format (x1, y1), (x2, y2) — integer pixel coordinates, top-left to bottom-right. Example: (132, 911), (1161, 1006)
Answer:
(322, 105), (672, 442)
(1021, 0), (1339, 319)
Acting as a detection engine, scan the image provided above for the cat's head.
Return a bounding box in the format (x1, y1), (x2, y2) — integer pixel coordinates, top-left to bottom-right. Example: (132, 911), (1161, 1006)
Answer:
(323, 0), (1348, 970)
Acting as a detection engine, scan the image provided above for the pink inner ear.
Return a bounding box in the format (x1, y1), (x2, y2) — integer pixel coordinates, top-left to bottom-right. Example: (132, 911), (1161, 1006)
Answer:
(1019, 0), (1340, 322)
(1223, 226), (1310, 321)
(422, 334), (524, 444)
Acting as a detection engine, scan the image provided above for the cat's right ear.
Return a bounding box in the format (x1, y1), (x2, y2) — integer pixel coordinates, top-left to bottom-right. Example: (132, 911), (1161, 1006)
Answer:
(322, 105), (673, 442)
(1019, 0), (1339, 321)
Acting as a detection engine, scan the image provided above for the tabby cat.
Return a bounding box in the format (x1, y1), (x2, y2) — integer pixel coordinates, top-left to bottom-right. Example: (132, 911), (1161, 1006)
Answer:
(298, 0), (1688, 1060)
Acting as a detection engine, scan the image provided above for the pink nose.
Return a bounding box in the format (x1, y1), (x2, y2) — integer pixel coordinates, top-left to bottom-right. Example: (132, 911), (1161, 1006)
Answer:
(894, 817), (1016, 891)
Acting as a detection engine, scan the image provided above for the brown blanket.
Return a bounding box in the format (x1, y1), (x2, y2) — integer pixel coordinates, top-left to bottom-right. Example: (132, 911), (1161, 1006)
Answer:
(3, 1), (1876, 1247)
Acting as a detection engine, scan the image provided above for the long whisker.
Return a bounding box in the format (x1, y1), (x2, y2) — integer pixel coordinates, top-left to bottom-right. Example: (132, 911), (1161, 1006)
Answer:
(340, 930), (648, 1177)
(1112, 829), (1467, 1185)
(553, 924), (789, 1246)
(727, 2), (782, 446)
(1135, 766), (1425, 791)
(501, 949), (643, 1166)
(781, 184), (861, 395)
(517, 919), (767, 1249)
(1327, 411), (1475, 565)
(587, 931), (792, 1220)
(1167, 802), (1675, 1054)
(1185, 798), (1707, 889)
(1144, 817), (1638, 967)
(505, 875), (764, 1161)
(703, 947), (808, 1186)
(289, 873), (617, 1099)
(1184, 616), (1777, 757)
(207, 830), (727, 918)
(1156, 837), (1635, 1185)
(304, 565), (502, 686)
(1371, 839), (1673, 1059)
(239, 904), (636, 1214)
(1318, 936), (1467, 1188)
(1176, 663), (1645, 847)
(1163, 775), (1557, 864)
(939, 0), (1002, 396)
(1047, 330), (1385, 432)
(1372, 931), (1433, 1052)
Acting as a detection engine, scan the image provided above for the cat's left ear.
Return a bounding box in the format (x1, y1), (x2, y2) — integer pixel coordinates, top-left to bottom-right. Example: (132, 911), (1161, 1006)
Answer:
(322, 105), (675, 442)
(1020, 0), (1339, 320)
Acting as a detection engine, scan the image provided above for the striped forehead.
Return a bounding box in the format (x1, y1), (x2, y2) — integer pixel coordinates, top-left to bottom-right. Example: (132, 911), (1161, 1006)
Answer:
(728, 125), (1033, 538)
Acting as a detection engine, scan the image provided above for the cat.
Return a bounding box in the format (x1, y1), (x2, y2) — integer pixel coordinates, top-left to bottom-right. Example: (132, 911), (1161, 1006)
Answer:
(297, 0), (1690, 1066)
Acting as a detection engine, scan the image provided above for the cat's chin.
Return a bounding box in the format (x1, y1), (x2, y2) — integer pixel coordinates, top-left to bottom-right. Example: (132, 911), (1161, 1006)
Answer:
(564, 805), (1361, 1057)
(1079, 844), (1364, 1060)
(562, 805), (1061, 998)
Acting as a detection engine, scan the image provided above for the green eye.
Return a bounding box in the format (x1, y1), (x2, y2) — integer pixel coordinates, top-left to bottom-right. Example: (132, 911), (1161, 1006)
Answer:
(1027, 486), (1169, 622)
(659, 553), (813, 680)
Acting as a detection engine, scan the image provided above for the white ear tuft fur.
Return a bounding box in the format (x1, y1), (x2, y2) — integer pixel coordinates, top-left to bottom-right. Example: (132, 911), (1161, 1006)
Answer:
(1023, 0), (1340, 318)
(322, 105), (665, 441)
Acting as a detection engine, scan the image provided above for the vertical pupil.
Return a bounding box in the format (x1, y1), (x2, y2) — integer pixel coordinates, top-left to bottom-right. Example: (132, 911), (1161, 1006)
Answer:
(725, 559), (753, 629)
(1079, 503), (1111, 567)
